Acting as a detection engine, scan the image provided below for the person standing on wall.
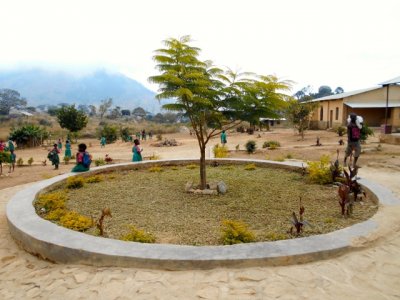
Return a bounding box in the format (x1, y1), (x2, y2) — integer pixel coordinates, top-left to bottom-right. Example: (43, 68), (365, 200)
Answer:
(344, 113), (363, 168)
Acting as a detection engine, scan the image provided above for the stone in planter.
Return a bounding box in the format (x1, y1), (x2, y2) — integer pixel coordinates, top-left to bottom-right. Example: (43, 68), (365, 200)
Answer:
(217, 181), (227, 194)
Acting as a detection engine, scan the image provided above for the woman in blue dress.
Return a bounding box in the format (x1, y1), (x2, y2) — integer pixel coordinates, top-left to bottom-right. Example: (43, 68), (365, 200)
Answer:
(132, 139), (143, 162)
(64, 140), (72, 158)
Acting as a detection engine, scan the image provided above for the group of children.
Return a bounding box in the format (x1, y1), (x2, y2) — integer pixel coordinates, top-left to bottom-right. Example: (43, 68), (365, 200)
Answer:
(48, 139), (91, 172)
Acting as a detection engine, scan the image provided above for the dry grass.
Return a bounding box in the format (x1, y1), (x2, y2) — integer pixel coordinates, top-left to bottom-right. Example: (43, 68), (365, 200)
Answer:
(47, 165), (379, 245)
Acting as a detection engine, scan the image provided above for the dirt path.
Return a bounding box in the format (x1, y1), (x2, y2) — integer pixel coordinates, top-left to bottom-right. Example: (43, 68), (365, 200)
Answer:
(1, 129), (400, 299)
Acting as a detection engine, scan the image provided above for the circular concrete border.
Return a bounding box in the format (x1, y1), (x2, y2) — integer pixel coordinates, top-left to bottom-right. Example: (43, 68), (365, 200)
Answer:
(6, 159), (400, 270)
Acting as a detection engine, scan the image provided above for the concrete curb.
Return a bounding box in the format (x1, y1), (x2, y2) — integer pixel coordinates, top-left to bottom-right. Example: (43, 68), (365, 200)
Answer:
(6, 159), (400, 270)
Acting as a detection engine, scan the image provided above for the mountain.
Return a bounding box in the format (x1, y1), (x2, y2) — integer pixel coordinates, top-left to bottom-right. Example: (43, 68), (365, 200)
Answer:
(0, 69), (163, 113)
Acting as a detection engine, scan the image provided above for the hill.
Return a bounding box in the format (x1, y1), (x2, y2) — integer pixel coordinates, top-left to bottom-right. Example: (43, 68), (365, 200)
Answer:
(0, 69), (162, 112)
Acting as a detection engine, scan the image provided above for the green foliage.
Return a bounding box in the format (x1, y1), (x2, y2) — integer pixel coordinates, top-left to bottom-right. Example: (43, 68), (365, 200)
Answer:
(245, 140), (257, 154)
(39, 118), (52, 127)
(213, 144), (229, 158)
(94, 158), (106, 166)
(56, 105), (88, 133)
(361, 123), (374, 142)
(64, 156), (70, 164)
(98, 123), (118, 144)
(120, 127), (132, 142)
(120, 225), (156, 243)
(286, 153), (293, 159)
(27, 157), (34, 166)
(244, 163), (256, 171)
(220, 219), (256, 245)
(85, 175), (104, 183)
(0, 151), (11, 164)
(336, 126), (346, 137)
(45, 208), (67, 221)
(285, 99), (318, 140)
(263, 140), (281, 149)
(8, 124), (49, 147)
(307, 155), (332, 184)
(16, 157), (24, 166)
(59, 211), (93, 231)
(0, 88), (27, 115)
(66, 176), (85, 189)
(148, 166), (163, 172)
(36, 192), (67, 211)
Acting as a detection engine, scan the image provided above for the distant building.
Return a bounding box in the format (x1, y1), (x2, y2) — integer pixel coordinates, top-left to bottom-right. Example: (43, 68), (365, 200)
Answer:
(9, 108), (33, 117)
(309, 76), (400, 132)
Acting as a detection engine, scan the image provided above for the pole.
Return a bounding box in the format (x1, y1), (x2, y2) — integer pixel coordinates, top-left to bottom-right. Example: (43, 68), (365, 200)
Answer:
(384, 84), (389, 126)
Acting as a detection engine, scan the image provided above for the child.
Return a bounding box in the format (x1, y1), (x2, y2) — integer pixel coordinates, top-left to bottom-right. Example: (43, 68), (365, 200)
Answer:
(72, 143), (91, 172)
(48, 144), (60, 170)
(132, 139), (143, 162)
(64, 140), (72, 159)
(9, 150), (16, 173)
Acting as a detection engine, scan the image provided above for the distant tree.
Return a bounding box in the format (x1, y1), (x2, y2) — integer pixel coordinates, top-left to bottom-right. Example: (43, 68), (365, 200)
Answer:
(334, 87), (344, 94)
(9, 124), (49, 147)
(47, 106), (59, 116)
(121, 109), (131, 116)
(97, 123), (118, 144)
(78, 104), (90, 114)
(88, 105), (97, 117)
(132, 107), (146, 119)
(108, 106), (121, 119)
(56, 105), (88, 137)
(315, 86), (333, 98)
(163, 112), (178, 123)
(285, 99), (318, 140)
(0, 89), (27, 115)
(152, 113), (165, 123)
(293, 86), (314, 102)
(98, 98), (113, 119)
(58, 102), (69, 108)
(37, 104), (47, 111)
(26, 106), (36, 113)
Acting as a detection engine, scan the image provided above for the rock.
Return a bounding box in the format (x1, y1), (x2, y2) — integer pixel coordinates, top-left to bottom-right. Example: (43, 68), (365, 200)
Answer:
(185, 181), (194, 192)
(208, 182), (218, 190)
(217, 181), (227, 194)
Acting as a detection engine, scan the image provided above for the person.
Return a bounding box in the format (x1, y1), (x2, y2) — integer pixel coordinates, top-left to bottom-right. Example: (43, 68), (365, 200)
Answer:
(7, 139), (15, 152)
(148, 131), (153, 140)
(9, 150), (16, 173)
(141, 129), (146, 141)
(57, 138), (62, 151)
(48, 144), (60, 170)
(220, 130), (227, 145)
(64, 140), (72, 159)
(132, 139), (143, 162)
(344, 113), (363, 168)
(100, 136), (106, 148)
(71, 143), (91, 172)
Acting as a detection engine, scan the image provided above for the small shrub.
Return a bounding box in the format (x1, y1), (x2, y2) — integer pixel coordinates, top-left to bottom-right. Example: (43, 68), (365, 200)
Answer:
(245, 140), (257, 154)
(63, 156), (70, 165)
(16, 158), (24, 167)
(85, 175), (104, 183)
(186, 164), (197, 169)
(27, 157), (34, 166)
(336, 126), (346, 137)
(213, 144), (229, 158)
(221, 220), (256, 245)
(45, 208), (67, 221)
(171, 166), (178, 170)
(307, 155), (332, 184)
(95, 158), (106, 167)
(156, 133), (163, 141)
(262, 140), (281, 149)
(107, 174), (117, 180)
(361, 123), (374, 142)
(286, 153), (293, 159)
(59, 211), (93, 231)
(148, 166), (163, 172)
(66, 176), (85, 189)
(70, 154), (76, 160)
(120, 225), (156, 243)
(235, 144), (240, 151)
(244, 163), (256, 171)
(36, 192), (67, 211)
(324, 217), (334, 224)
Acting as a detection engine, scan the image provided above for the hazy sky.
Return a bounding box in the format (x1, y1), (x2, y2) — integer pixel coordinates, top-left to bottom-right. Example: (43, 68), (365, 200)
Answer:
(1, 0), (399, 94)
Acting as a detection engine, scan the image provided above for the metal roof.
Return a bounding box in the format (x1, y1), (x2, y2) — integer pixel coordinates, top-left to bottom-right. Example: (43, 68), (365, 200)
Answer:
(345, 101), (400, 108)
(379, 76), (400, 85)
(310, 87), (380, 102)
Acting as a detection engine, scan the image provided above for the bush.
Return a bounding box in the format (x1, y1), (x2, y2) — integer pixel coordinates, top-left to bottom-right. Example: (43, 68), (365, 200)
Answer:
(262, 140), (281, 149)
(244, 163), (256, 171)
(97, 123), (118, 144)
(85, 175), (104, 183)
(27, 157), (34, 166)
(94, 158), (106, 166)
(59, 211), (93, 231)
(9, 124), (49, 148)
(221, 220), (256, 245)
(307, 155), (332, 184)
(148, 166), (163, 172)
(213, 144), (229, 158)
(361, 123), (374, 142)
(66, 176), (85, 189)
(336, 126), (346, 137)
(0, 151), (11, 164)
(45, 208), (67, 221)
(245, 140), (257, 154)
(35, 192), (67, 211)
(120, 225), (156, 243)
(16, 158), (24, 167)
(38, 119), (53, 127)
(120, 127), (132, 142)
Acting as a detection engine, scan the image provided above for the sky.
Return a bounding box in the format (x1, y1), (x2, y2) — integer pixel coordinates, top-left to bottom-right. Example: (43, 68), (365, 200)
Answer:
(1, 0), (399, 95)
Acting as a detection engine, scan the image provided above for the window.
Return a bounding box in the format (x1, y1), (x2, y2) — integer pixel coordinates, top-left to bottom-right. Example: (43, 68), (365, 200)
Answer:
(320, 107), (324, 121)
(335, 107), (339, 120)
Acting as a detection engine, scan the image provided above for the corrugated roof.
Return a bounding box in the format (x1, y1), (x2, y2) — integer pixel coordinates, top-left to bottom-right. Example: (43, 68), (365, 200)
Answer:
(310, 87), (380, 102)
(380, 76), (400, 85)
(345, 102), (400, 108)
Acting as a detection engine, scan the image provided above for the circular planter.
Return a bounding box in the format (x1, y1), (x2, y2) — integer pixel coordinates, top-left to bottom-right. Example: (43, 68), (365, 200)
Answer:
(6, 159), (400, 270)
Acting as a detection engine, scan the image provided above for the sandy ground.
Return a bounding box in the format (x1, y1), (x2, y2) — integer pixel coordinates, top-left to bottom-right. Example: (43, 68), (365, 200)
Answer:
(0, 128), (400, 299)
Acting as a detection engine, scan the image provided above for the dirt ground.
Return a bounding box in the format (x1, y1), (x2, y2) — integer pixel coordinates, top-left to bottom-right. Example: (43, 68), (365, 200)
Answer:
(1, 128), (399, 190)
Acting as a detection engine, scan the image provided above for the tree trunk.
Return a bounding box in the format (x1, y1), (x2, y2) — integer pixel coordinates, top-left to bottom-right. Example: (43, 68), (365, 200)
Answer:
(199, 146), (207, 189)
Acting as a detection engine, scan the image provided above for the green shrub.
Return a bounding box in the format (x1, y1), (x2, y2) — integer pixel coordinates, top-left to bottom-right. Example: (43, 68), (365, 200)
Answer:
(262, 140), (281, 149)
(97, 123), (118, 144)
(94, 158), (106, 167)
(336, 126), (346, 137)
(148, 166), (163, 172)
(85, 175), (104, 183)
(27, 157), (34, 166)
(286, 153), (293, 159)
(8, 124), (50, 148)
(245, 140), (257, 154)
(59, 211), (93, 231)
(35, 192), (67, 211)
(221, 219), (256, 245)
(244, 163), (256, 171)
(45, 208), (67, 221)
(307, 155), (332, 184)
(16, 158), (24, 167)
(120, 127), (132, 142)
(361, 123), (374, 142)
(66, 176), (85, 189)
(213, 144), (229, 158)
(0, 151), (11, 164)
(120, 225), (156, 243)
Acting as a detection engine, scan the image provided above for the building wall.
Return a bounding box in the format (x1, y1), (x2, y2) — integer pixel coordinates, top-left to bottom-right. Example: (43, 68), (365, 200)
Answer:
(310, 99), (344, 129)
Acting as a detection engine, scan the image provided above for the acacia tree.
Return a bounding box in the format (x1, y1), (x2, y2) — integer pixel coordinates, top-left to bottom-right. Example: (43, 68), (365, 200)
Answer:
(149, 36), (291, 189)
(0, 89), (27, 115)
(56, 105), (88, 139)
